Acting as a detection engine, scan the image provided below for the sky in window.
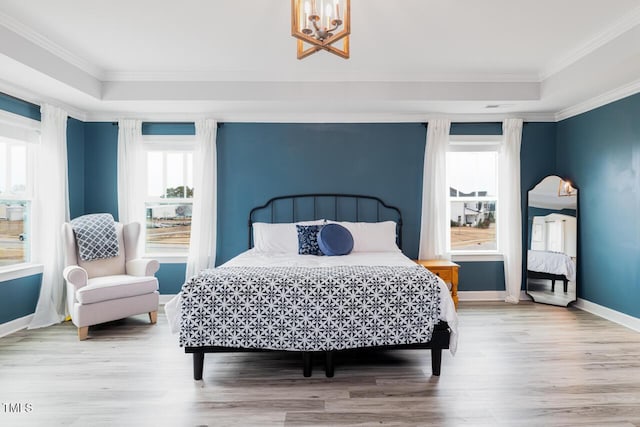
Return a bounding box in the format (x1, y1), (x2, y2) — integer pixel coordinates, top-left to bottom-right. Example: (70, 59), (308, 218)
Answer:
(147, 151), (193, 198)
(447, 152), (497, 196)
(10, 145), (26, 192)
(0, 141), (27, 194)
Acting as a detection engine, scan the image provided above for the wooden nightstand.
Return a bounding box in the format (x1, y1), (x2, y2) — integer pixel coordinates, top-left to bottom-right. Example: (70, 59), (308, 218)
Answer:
(414, 259), (460, 309)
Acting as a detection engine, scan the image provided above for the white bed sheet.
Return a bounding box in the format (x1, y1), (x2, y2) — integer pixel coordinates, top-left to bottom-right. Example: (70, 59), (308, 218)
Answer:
(166, 249), (458, 354)
(527, 250), (576, 282)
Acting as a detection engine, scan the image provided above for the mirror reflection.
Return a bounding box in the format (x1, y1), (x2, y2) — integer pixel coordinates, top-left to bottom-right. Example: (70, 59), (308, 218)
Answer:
(526, 175), (577, 306)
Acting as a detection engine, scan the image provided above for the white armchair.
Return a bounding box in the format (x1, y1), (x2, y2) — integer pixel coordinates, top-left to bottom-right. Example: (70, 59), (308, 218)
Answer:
(62, 221), (160, 340)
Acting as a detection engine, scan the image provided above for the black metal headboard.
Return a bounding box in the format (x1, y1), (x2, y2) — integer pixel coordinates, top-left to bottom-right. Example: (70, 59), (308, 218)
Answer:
(248, 193), (403, 250)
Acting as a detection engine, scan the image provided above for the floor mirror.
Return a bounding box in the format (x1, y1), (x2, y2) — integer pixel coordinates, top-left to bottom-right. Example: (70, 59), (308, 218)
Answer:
(526, 175), (578, 306)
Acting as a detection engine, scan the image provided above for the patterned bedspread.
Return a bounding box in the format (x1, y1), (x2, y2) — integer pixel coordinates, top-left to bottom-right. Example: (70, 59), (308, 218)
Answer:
(178, 265), (443, 351)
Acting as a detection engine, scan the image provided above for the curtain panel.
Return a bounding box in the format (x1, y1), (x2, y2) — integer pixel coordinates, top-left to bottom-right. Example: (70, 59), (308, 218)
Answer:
(185, 119), (218, 279)
(29, 104), (70, 329)
(419, 119), (451, 260)
(117, 119), (145, 246)
(500, 118), (523, 303)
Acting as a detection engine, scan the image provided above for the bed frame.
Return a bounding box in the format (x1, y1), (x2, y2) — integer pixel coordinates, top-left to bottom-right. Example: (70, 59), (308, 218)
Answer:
(185, 193), (451, 380)
(527, 270), (569, 292)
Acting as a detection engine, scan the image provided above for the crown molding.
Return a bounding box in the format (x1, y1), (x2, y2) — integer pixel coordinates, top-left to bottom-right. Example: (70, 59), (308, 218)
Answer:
(555, 77), (640, 121)
(540, 5), (640, 81)
(103, 69), (541, 83)
(0, 10), (104, 80)
(84, 110), (555, 124)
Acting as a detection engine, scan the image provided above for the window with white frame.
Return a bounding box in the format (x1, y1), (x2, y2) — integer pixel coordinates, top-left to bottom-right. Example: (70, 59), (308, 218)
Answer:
(0, 136), (33, 266)
(446, 137), (499, 253)
(143, 138), (194, 255)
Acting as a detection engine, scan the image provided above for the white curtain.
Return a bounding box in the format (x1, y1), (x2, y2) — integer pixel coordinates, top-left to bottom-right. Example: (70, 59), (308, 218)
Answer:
(500, 118), (523, 304)
(419, 119), (451, 260)
(117, 119), (145, 239)
(185, 119), (218, 279)
(29, 104), (69, 329)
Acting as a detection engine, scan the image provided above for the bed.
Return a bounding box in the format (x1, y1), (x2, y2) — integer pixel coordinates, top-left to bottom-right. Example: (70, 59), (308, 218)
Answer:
(167, 194), (458, 380)
(527, 249), (576, 292)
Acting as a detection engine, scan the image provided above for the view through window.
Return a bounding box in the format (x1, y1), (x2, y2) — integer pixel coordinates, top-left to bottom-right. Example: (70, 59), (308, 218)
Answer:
(0, 137), (31, 266)
(145, 150), (193, 254)
(446, 150), (498, 251)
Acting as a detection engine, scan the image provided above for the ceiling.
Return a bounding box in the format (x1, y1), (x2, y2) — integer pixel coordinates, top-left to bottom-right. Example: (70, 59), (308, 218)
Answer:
(0, 0), (640, 122)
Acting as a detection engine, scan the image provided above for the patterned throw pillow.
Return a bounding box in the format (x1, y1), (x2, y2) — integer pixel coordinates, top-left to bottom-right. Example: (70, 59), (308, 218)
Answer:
(296, 225), (323, 255)
(70, 213), (119, 261)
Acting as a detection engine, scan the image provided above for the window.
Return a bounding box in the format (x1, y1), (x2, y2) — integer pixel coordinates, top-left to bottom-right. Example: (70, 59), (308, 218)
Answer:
(446, 139), (499, 253)
(143, 139), (194, 255)
(0, 136), (33, 267)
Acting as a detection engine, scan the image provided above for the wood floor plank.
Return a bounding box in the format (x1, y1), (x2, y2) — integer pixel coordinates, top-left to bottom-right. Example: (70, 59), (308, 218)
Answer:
(1, 301), (640, 426)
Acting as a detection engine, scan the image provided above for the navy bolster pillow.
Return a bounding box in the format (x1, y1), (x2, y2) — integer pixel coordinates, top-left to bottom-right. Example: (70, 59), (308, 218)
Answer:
(318, 223), (354, 256)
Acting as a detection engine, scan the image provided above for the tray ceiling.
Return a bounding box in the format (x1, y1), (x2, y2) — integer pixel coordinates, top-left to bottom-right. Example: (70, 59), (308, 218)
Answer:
(0, 0), (639, 121)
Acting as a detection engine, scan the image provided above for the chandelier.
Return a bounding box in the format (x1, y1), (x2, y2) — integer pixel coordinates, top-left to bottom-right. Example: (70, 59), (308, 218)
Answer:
(291, 0), (350, 59)
(558, 179), (576, 197)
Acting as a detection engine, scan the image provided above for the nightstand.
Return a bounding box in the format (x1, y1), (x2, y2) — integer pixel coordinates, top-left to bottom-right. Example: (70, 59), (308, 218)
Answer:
(414, 259), (460, 309)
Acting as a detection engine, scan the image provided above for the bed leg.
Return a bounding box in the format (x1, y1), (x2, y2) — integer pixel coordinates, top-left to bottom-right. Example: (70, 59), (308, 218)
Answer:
(564, 279), (568, 293)
(302, 352), (312, 377)
(193, 352), (205, 380)
(431, 348), (442, 376)
(551, 279), (556, 292)
(325, 351), (334, 378)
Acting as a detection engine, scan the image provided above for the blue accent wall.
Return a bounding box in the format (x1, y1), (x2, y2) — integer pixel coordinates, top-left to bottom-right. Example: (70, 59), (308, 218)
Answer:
(0, 92), (40, 121)
(0, 274), (42, 324)
(84, 122), (119, 218)
(79, 121), (559, 294)
(142, 122), (195, 135)
(519, 122), (559, 290)
(450, 122), (502, 135)
(459, 262), (505, 291)
(217, 123), (427, 264)
(0, 100), (562, 312)
(4, 85), (638, 319)
(557, 92), (640, 318)
(67, 118), (85, 219)
(156, 263), (187, 294)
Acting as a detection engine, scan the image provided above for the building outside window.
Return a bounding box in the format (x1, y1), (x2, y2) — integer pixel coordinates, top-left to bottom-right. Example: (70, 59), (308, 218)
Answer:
(143, 139), (194, 256)
(446, 139), (499, 253)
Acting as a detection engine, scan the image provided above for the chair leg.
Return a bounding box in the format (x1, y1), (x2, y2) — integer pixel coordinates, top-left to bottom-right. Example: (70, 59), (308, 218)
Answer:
(149, 311), (158, 324)
(78, 326), (88, 341)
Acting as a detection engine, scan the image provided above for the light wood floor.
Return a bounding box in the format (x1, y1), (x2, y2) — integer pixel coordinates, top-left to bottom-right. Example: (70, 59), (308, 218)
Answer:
(1, 302), (640, 426)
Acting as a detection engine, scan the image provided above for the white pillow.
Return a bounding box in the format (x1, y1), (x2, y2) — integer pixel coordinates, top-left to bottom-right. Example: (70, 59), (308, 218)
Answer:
(331, 221), (400, 253)
(252, 220), (326, 253)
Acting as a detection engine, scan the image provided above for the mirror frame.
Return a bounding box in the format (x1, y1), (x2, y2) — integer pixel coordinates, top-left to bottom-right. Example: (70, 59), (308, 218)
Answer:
(525, 175), (578, 307)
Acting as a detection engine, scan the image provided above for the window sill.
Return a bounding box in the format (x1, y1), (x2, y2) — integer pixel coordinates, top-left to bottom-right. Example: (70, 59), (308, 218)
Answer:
(451, 253), (504, 262)
(144, 254), (187, 264)
(0, 263), (44, 283)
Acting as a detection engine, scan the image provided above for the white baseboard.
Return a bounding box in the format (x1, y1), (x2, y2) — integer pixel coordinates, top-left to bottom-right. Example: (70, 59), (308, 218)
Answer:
(159, 294), (177, 305)
(458, 290), (530, 302)
(0, 314), (33, 338)
(574, 298), (640, 332)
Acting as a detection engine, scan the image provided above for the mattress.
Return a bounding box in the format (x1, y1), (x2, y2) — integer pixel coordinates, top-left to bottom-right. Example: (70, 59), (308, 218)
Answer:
(527, 250), (576, 282)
